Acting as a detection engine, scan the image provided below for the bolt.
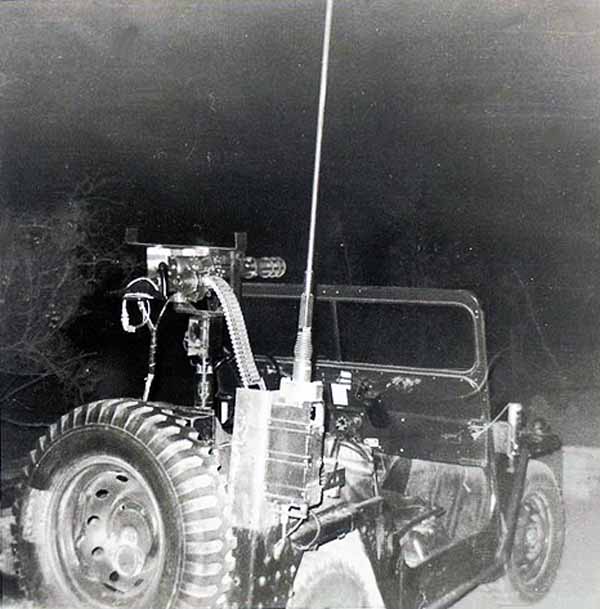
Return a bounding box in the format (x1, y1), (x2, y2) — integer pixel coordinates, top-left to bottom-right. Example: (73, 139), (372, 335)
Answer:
(526, 527), (539, 545)
(116, 545), (144, 578)
(120, 526), (138, 545)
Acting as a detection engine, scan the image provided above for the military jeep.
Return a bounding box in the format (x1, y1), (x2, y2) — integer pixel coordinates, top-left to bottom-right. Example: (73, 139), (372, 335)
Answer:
(11, 238), (564, 609)
(241, 281), (566, 609)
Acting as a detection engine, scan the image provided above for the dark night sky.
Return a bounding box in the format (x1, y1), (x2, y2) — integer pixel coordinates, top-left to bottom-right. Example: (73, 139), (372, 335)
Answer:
(1, 1), (599, 301)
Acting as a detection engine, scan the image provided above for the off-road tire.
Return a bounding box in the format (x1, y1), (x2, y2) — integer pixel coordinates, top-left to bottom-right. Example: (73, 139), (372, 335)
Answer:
(489, 460), (565, 606)
(12, 398), (235, 609)
(287, 533), (383, 609)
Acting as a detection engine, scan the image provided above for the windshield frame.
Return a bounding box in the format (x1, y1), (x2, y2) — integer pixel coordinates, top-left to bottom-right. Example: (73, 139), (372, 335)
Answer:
(242, 283), (488, 387)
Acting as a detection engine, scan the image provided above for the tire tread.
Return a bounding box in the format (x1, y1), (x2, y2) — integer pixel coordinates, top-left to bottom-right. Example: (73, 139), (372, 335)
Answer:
(12, 398), (235, 609)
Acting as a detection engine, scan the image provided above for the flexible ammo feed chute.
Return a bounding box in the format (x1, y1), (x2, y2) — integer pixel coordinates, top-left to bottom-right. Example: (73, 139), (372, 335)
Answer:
(202, 275), (265, 390)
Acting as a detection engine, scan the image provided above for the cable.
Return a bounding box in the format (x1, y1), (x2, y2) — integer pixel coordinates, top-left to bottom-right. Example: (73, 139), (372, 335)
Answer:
(142, 295), (176, 401)
(214, 351), (235, 372)
(124, 276), (161, 293)
(121, 299), (151, 333)
(1, 415), (50, 428)
(457, 346), (512, 401)
(121, 276), (162, 333)
(290, 510), (322, 551)
(285, 515), (307, 539)
(154, 294), (174, 328)
(470, 402), (511, 441)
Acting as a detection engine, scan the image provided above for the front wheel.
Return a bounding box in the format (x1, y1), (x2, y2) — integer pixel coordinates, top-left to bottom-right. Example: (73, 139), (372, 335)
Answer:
(490, 460), (565, 605)
(13, 399), (235, 609)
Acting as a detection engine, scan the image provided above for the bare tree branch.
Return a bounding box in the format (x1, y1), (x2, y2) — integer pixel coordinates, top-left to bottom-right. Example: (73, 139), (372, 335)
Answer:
(0, 176), (135, 414)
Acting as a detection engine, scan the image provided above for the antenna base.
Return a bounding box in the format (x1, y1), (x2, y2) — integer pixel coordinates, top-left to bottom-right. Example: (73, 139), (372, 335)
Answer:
(292, 327), (313, 383)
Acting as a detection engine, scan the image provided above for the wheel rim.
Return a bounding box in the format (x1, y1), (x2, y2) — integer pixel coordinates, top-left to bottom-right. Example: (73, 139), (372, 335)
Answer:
(49, 456), (165, 607)
(513, 490), (553, 589)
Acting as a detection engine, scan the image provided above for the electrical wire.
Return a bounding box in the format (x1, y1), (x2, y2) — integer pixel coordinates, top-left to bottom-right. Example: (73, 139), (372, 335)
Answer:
(121, 298), (152, 333)
(455, 346), (512, 401)
(142, 295), (176, 401)
(124, 276), (161, 293)
(0, 415), (50, 428)
(470, 402), (511, 441)
(290, 510), (322, 551)
(284, 515), (308, 539)
(121, 276), (163, 333)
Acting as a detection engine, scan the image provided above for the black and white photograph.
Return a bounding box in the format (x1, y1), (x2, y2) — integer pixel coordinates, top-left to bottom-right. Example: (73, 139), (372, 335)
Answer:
(1, 1), (599, 608)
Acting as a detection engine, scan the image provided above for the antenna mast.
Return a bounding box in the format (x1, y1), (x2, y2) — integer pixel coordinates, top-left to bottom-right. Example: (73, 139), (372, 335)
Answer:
(292, 0), (334, 383)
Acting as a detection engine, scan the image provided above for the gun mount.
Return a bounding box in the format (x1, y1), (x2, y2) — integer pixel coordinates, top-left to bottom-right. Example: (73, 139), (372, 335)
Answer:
(120, 231), (285, 435)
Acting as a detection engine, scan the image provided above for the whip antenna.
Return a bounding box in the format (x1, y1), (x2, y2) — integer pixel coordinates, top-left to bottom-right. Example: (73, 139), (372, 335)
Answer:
(292, 0), (334, 383)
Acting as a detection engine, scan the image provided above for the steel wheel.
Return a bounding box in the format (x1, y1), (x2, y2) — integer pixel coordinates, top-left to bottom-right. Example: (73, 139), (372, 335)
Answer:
(14, 399), (235, 609)
(487, 460), (565, 606)
(51, 456), (164, 604)
(513, 491), (553, 589)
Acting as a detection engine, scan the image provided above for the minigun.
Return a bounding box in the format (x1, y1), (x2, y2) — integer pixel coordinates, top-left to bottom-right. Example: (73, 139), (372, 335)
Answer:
(120, 229), (285, 435)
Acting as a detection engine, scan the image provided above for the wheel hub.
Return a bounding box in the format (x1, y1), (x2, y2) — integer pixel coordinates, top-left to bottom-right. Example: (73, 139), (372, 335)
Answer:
(515, 493), (551, 583)
(55, 460), (163, 603)
(523, 513), (544, 559)
(115, 543), (144, 578)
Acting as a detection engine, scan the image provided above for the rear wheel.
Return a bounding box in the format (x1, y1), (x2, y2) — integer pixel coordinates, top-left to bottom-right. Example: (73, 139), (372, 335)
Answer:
(287, 533), (383, 609)
(13, 399), (234, 609)
(490, 460), (565, 605)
